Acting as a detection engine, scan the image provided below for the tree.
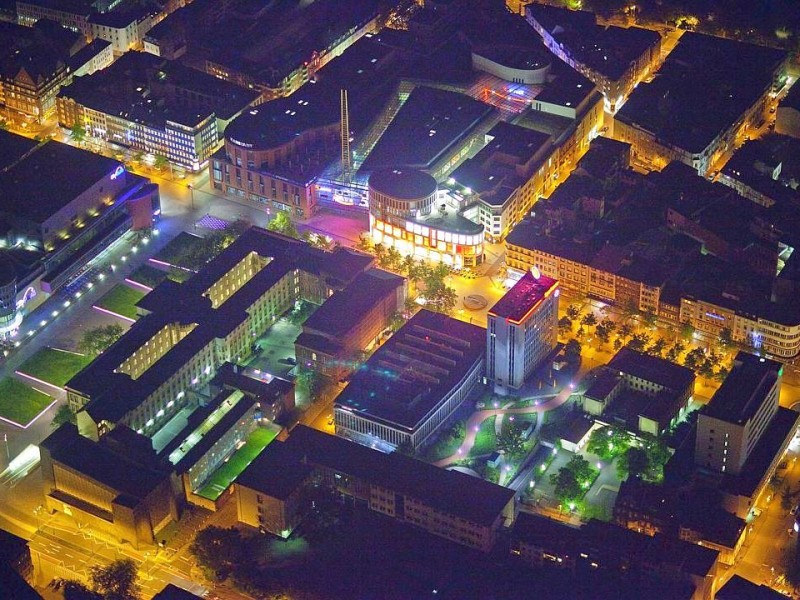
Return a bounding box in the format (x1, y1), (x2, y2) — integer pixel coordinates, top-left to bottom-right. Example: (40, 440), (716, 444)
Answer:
(497, 424), (526, 458)
(564, 339), (582, 364)
(683, 348), (706, 372)
(595, 324), (610, 345)
(90, 559), (140, 600)
(70, 123), (86, 145)
(566, 304), (581, 320)
(618, 323), (633, 341)
(153, 154), (169, 171)
(617, 446), (649, 480)
(565, 454), (594, 483)
(642, 309), (657, 328)
(401, 254), (417, 278)
(719, 327), (734, 349)
(78, 324), (125, 356)
(64, 582), (102, 600)
(355, 233), (373, 254)
(680, 321), (695, 341)
(714, 366), (730, 383)
(190, 526), (247, 581)
(372, 242), (386, 265)
(628, 332), (650, 352)
(646, 337), (667, 358)
(613, 338), (623, 351)
(599, 318), (616, 334)
(550, 467), (581, 504)
(580, 312), (597, 329)
(587, 426), (630, 461)
(666, 341), (685, 363)
(558, 316), (573, 336)
(266, 211), (299, 239)
(384, 246), (402, 271)
(781, 484), (796, 512)
(52, 404), (76, 429)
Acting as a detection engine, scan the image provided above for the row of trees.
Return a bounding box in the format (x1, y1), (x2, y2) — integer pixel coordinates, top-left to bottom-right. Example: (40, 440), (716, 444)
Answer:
(63, 559), (139, 600)
(586, 426), (671, 482)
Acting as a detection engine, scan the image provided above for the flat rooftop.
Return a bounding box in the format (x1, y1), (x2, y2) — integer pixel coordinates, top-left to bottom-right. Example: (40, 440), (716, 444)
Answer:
(489, 269), (558, 323)
(0, 141), (121, 224)
(0, 130), (39, 172)
(360, 86), (495, 173)
(526, 4), (660, 81)
(335, 310), (485, 431)
(616, 32), (786, 153)
(703, 352), (781, 424)
(533, 61), (597, 111)
(608, 347), (695, 392)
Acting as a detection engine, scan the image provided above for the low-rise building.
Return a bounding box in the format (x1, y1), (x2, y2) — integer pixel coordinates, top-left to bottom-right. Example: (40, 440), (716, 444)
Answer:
(334, 309), (485, 452)
(236, 425), (517, 551)
(87, 7), (160, 55)
(487, 269), (559, 392)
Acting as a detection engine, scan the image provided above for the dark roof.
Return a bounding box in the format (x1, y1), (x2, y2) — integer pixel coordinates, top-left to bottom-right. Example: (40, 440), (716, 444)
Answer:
(781, 82), (800, 112)
(368, 169), (437, 200)
(335, 310), (486, 430)
(0, 130), (39, 172)
(608, 347), (695, 391)
(287, 426), (515, 526)
(212, 362), (293, 403)
(702, 352), (781, 424)
(68, 228), (372, 425)
(67, 38), (111, 72)
(0, 563), (41, 600)
(533, 61), (596, 110)
(717, 575), (788, 600)
(41, 424), (170, 500)
(360, 86), (495, 173)
(152, 584), (203, 600)
(616, 33), (786, 153)
(0, 141), (121, 224)
(488, 269), (558, 322)
(235, 441), (313, 501)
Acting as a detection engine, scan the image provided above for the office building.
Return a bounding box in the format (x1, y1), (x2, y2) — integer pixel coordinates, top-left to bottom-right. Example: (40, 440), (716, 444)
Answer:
(525, 4), (661, 113)
(613, 33), (787, 175)
(57, 52), (260, 171)
(0, 132), (159, 328)
(0, 19), (111, 126)
(39, 423), (182, 549)
(295, 269), (406, 381)
(334, 310), (485, 452)
(16, 0), (124, 32)
(583, 347), (695, 436)
(87, 7), (160, 55)
(66, 228), (376, 441)
(236, 425), (517, 551)
(487, 269), (559, 391)
(368, 168), (484, 268)
(696, 352), (782, 475)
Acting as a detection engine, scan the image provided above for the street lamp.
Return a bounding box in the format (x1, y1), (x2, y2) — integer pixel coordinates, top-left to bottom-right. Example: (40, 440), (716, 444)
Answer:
(188, 184), (195, 209)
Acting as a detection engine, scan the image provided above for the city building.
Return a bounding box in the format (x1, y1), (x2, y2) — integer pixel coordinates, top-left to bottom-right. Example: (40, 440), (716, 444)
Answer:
(510, 513), (719, 600)
(525, 4), (661, 113)
(57, 52), (261, 171)
(333, 309), (485, 452)
(0, 132), (159, 330)
(717, 575), (789, 600)
(153, 584), (204, 600)
(776, 83), (800, 139)
(295, 269), (406, 381)
(212, 33), (403, 219)
(39, 423), (182, 549)
(87, 7), (160, 55)
(65, 228), (375, 442)
(487, 269), (559, 392)
(696, 352), (782, 476)
(0, 19), (111, 126)
(236, 425), (517, 551)
(210, 362), (295, 424)
(368, 168), (484, 268)
(582, 347), (695, 436)
(612, 33), (787, 175)
(16, 0), (124, 33)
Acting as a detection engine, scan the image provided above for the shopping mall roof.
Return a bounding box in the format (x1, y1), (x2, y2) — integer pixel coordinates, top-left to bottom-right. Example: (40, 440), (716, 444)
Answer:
(335, 310), (486, 430)
(0, 130), (39, 172)
(488, 269), (558, 322)
(368, 168), (437, 200)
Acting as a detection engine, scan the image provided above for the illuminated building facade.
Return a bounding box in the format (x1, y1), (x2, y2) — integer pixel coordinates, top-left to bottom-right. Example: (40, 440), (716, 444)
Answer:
(487, 270), (559, 391)
(368, 168), (484, 267)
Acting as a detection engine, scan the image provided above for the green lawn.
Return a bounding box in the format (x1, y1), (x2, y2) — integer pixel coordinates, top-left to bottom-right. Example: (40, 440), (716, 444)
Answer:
(470, 416), (497, 457)
(150, 231), (204, 270)
(94, 284), (146, 320)
(422, 424), (465, 463)
(17, 347), (93, 388)
(127, 264), (169, 289)
(0, 378), (52, 426)
(196, 427), (280, 500)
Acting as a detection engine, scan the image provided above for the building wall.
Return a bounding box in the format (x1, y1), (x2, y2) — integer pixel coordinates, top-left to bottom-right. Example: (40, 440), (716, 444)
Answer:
(775, 106), (800, 138)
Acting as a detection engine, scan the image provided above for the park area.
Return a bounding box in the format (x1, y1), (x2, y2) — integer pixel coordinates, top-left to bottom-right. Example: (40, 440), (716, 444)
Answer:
(94, 284), (146, 321)
(0, 377), (53, 427)
(195, 426), (280, 501)
(17, 347), (93, 388)
(149, 231), (204, 271)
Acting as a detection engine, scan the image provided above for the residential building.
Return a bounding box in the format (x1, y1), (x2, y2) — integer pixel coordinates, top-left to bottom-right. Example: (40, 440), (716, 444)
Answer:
(487, 269), (559, 392)
(296, 269), (406, 381)
(696, 352), (782, 475)
(57, 52), (260, 171)
(65, 228), (375, 442)
(582, 347), (695, 436)
(526, 4), (662, 113)
(235, 425), (517, 552)
(334, 310), (485, 452)
(368, 168), (484, 268)
(0, 19), (110, 126)
(39, 423), (182, 550)
(612, 33), (787, 175)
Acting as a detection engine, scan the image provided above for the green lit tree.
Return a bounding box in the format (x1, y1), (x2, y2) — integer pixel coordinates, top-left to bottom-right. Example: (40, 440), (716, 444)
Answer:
(70, 123), (86, 145)
(616, 446), (649, 480)
(564, 339), (582, 364)
(78, 324), (125, 356)
(51, 404), (76, 429)
(190, 526), (247, 581)
(153, 154), (169, 171)
(266, 211), (299, 239)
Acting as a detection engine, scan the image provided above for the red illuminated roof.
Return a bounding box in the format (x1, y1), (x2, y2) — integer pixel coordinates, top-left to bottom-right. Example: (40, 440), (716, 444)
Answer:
(489, 270), (558, 323)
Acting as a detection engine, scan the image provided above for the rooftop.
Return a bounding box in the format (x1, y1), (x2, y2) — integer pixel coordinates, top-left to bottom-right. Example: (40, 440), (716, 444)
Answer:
(368, 168), (437, 200)
(608, 347), (695, 392)
(616, 32), (786, 153)
(489, 269), (558, 323)
(335, 310), (486, 431)
(0, 130), (39, 172)
(0, 141), (121, 224)
(717, 575), (789, 600)
(702, 352), (782, 425)
(360, 86), (495, 173)
(532, 61), (597, 111)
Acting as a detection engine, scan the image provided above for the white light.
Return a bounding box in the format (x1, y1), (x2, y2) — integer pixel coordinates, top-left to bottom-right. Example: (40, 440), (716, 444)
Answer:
(63, 301), (71, 307)
(86, 282), (93, 289)
(75, 292), (82, 298)
(51, 311), (58, 317)
(39, 320), (46, 327)
(156, 409), (164, 417)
